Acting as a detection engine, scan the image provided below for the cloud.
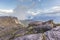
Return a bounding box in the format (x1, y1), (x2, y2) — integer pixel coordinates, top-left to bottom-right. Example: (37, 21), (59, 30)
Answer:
(12, 0), (39, 20)
(27, 10), (41, 15)
(13, 0), (60, 20)
(12, 5), (31, 20)
(12, 5), (60, 20)
(0, 9), (13, 16)
(0, 9), (13, 14)
(27, 6), (60, 16)
(17, 0), (40, 8)
(44, 6), (60, 13)
(42, 6), (60, 16)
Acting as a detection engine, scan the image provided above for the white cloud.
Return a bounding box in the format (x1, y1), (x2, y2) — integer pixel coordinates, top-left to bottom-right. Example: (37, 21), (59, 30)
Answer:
(42, 6), (60, 16)
(12, 5), (60, 20)
(0, 9), (13, 16)
(45, 6), (60, 13)
(12, 5), (30, 20)
(27, 6), (60, 16)
(52, 6), (60, 10)
(12, 0), (38, 20)
(0, 9), (13, 13)
(27, 10), (41, 15)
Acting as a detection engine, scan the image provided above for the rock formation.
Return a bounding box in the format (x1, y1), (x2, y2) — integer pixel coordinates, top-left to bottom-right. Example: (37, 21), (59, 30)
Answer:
(44, 26), (60, 40)
(0, 16), (26, 40)
(28, 21), (43, 26)
(0, 16), (60, 40)
(27, 20), (54, 33)
(13, 26), (60, 40)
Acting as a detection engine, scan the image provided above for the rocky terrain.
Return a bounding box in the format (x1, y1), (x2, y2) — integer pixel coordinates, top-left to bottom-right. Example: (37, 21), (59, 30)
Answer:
(0, 16), (26, 40)
(0, 16), (60, 40)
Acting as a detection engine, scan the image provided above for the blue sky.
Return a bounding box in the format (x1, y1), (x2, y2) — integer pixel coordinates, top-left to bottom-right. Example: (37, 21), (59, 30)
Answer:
(0, 0), (60, 23)
(0, 0), (18, 9)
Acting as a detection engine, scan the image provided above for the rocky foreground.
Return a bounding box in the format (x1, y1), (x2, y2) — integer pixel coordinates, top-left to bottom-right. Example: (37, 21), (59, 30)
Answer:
(14, 26), (60, 40)
(0, 16), (60, 40)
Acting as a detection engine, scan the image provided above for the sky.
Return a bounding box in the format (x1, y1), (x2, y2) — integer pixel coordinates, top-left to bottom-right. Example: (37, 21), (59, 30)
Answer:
(0, 0), (60, 23)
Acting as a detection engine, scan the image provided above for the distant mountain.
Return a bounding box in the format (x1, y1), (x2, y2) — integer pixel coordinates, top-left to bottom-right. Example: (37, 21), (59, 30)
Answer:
(32, 14), (60, 23)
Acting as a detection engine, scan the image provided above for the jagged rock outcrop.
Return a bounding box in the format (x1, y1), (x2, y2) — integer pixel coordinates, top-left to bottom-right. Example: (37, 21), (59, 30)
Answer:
(28, 21), (43, 26)
(27, 20), (54, 33)
(0, 16), (26, 40)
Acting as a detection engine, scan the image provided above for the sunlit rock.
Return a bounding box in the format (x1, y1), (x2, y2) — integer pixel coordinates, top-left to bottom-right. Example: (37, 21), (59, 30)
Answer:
(13, 33), (43, 40)
(0, 16), (25, 40)
(45, 26), (60, 40)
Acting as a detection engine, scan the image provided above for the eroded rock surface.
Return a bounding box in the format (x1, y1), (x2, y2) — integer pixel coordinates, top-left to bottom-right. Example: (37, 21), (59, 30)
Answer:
(0, 16), (25, 40)
(45, 26), (60, 40)
(14, 33), (43, 40)
(27, 20), (54, 33)
(0, 16), (60, 40)
(13, 26), (60, 40)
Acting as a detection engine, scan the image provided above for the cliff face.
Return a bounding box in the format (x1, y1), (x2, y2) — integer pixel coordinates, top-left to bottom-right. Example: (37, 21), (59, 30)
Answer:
(0, 16), (20, 26)
(0, 16), (26, 40)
